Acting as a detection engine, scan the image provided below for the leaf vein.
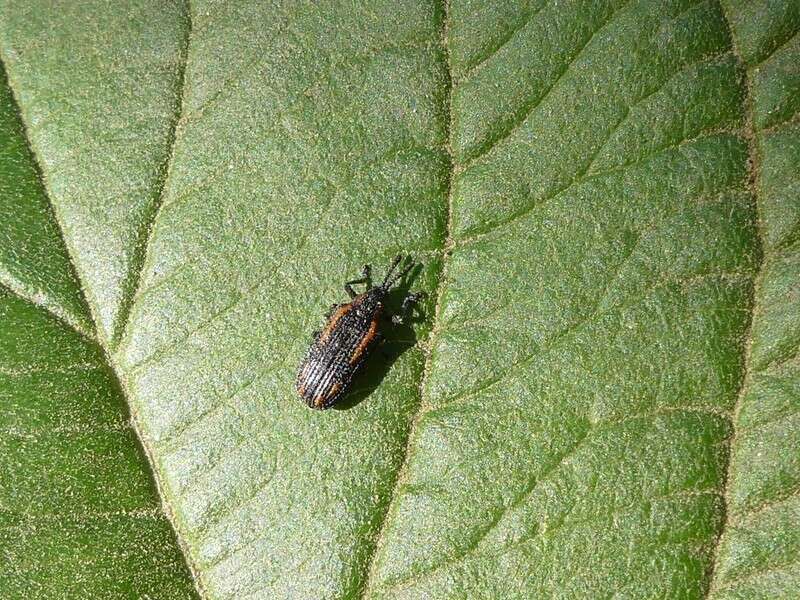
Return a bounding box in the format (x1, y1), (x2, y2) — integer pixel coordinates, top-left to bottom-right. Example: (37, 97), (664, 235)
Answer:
(457, 0), (547, 81)
(113, 2), (193, 347)
(438, 269), (752, 412)
(706, 5), (766, 597)
(461, 0), (634, 167)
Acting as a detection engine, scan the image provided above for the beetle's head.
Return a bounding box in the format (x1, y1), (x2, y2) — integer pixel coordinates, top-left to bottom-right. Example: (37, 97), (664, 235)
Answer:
(357, 287), (385, 313)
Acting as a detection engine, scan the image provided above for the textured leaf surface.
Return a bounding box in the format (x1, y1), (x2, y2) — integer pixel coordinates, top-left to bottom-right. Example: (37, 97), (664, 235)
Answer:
(0, 41), (196, 598)
(708, 2), (800, 598)
(369, 1), (758, 597)
(0, 1), (798, 598)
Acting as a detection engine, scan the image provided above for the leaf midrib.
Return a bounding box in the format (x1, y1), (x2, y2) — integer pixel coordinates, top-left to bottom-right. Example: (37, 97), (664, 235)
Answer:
(0, 6), (204, 598)
(355, 4), (456, 599)
(705, 4), (766, 597)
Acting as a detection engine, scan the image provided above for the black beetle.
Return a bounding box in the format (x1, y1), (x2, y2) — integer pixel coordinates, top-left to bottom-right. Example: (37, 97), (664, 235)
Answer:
(296, 255), (422, 409)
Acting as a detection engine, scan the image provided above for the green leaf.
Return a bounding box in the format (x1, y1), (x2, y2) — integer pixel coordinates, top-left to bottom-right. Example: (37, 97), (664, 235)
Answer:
(0, 43), (196, 598)
(707, 2), (800, 598)
(1, 1), (797, 598)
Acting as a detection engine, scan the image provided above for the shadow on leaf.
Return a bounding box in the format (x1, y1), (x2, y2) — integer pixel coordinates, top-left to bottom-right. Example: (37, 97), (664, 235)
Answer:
(333, 264), (425, 411)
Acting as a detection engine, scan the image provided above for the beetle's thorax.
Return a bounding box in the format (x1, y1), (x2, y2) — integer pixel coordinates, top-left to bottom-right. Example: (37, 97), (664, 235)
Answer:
(352, 287), (385, 316)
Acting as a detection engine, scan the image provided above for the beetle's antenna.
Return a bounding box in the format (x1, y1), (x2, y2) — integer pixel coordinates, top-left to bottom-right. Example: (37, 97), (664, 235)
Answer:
(383, 256), (413, 290)
(382, 255), (402, 288)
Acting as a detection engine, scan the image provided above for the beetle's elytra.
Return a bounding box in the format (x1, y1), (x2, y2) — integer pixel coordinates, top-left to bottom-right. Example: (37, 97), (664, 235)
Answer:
(296, 255), (422, 410)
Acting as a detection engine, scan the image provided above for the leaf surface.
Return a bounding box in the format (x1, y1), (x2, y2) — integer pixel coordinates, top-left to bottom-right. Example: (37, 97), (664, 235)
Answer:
(0, 31), (196, 597)
(708, 2), (800, 598)
(1, 1), (798, 598)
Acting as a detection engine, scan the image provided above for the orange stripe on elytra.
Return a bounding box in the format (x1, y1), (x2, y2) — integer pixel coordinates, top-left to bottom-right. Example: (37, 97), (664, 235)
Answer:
(314, 382), (341, 408)
(350, 318), (378, 365)
(319, 304), (351, 343)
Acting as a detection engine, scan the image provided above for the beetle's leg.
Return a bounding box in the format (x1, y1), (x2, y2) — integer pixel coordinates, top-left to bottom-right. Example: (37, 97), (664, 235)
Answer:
(313, 330), (321, 339)
(392, 292), (424, 324)
(344, 280), (364, 299)
(344, 264), (372, 298)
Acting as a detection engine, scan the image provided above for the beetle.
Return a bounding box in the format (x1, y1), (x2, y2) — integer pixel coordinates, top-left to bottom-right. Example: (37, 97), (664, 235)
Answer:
(296, 255), (422, 409)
